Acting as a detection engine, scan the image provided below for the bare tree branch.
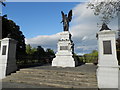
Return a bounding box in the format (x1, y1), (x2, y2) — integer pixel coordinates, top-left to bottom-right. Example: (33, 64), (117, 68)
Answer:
(87, 0), (120, 24)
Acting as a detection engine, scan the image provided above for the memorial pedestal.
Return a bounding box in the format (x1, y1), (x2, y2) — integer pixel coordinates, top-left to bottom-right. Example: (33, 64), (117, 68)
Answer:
(52, 31), (76, 67)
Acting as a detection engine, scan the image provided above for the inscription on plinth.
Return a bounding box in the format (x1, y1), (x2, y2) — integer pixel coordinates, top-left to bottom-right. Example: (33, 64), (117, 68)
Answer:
(2, 45), (7, 55)
(103, 40), (112, 54)
(60, 46), (68, 50)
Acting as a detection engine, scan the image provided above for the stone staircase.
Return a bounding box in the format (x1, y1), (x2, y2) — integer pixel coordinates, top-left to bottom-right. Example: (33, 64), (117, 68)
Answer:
(2, 65), (98, 88)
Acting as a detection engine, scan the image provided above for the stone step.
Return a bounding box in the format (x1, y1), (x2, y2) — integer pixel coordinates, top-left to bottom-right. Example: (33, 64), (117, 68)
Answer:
(3, 65), (98, 88)
(14, 72), (96, 80)
(12, 70), (97, 83)
(5, 73), (97, 84)
(10, 72), (97, 82)
(19, 68), (96, 74)
(15, 69), (96, 78)
(3, 76), (97, 88)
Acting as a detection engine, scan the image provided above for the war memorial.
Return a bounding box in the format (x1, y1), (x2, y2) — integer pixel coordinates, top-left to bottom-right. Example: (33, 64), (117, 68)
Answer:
(52, 10), (78, 67)
(0, 10), (120, 89)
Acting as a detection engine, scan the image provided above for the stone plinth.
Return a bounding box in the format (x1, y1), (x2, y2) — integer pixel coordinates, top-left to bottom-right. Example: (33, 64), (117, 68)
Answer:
(0, 38), (17, 79)
(97, 30), (119, 88)
(52, 31), (76, 67)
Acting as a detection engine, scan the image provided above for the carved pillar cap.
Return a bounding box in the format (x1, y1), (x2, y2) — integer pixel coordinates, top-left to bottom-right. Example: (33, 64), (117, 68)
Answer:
(100, 23), (111, 31)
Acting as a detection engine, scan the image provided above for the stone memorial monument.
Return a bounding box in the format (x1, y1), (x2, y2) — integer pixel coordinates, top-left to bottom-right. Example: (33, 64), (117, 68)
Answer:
(52, 10), (77, 67)
(97, 23), (119, 88)
(0, 34), (17, 79)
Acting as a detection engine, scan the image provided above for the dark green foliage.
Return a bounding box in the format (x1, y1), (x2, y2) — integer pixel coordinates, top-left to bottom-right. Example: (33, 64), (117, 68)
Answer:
(73, 53), (84, 65)
(46, 48), (55, 57)
(2, 16), (26, 60)
(36, 46), (46, 59)
(116, 37), (120, 65)
(17, 44), (55, 68)
(45, 48), (55, 63)
(117, 51), (120, 65)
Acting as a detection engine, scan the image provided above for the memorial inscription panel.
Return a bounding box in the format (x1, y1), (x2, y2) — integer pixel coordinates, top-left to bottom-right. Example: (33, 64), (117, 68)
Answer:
(103, 40), (112, 54)
(60, 46), (68, 50)
(2, 45), (7, 55)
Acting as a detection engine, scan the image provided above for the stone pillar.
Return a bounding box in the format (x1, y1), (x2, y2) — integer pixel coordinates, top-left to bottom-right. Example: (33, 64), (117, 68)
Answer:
(52, 31), (77, 67)
(97, 26), (119, 88)
(0, 38), (17, 79)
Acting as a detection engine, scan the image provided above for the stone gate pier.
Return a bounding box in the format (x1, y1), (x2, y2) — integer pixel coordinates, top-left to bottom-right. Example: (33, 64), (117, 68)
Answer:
(0, 38), (17, 79)
(97, 23), (119, 89)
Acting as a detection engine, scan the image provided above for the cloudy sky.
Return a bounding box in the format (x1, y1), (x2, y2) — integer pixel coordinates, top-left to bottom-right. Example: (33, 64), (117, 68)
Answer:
(2, 1), (118, 55)
(26, 2), (118, 55)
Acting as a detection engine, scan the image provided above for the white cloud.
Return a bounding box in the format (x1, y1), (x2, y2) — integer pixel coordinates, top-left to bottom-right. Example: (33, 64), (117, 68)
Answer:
(26, 2), (118, 55)
(69, 3), (100, 54)
(26, 33), (61, 51)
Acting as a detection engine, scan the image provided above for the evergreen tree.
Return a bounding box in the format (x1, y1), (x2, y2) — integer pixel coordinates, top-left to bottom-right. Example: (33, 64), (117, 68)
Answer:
(2, 16), (26, 59)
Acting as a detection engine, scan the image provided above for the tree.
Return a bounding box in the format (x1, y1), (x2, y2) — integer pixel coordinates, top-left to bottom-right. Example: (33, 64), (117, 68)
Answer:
(46, 48), (55, 57)
(26, 44), (33, 55)
(2, 16), (26, 59)
(26, 44), (37, 56)
(87, 0), (120, 24)
(36, 46), (45, 60)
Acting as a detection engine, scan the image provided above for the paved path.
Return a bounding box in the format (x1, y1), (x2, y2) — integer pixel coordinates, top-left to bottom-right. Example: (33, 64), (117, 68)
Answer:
(2, 82), (55, 88)
(29, 63), (97, 73)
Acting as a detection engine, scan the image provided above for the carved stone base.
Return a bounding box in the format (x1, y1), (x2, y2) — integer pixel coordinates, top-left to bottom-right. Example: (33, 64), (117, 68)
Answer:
(52, 55), (75, 67)
(52, 31), (76, 67)
(97, 66), (119, 88)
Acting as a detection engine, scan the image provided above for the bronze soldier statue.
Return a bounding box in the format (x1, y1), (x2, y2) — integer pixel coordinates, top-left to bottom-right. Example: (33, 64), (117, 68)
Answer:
(61, 10), (72, 31)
